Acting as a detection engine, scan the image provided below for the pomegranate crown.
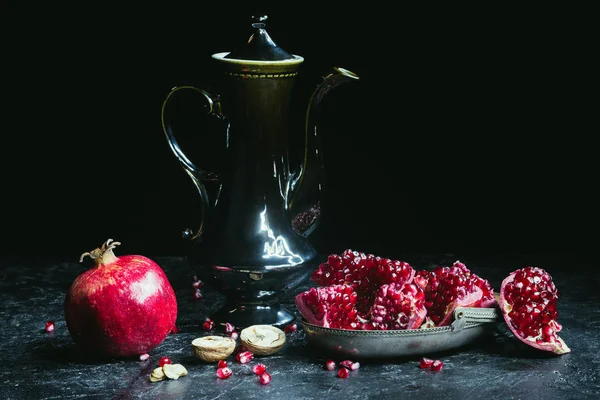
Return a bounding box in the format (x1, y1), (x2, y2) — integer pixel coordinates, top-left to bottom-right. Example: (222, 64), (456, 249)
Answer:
(79, 239), (121, 265)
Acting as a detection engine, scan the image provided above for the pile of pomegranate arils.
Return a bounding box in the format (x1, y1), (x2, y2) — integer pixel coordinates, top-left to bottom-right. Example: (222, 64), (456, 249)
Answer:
(295, 249), (570, 355)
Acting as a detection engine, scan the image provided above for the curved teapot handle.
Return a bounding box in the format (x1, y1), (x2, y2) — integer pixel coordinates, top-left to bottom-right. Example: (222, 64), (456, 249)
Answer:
(160, 85), (223, 241)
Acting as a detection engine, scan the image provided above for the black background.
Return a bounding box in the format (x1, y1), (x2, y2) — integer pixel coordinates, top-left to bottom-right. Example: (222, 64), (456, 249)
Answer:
(1, 5), (595, 261)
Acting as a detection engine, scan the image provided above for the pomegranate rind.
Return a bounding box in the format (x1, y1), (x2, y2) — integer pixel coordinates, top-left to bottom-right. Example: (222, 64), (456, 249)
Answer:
(499, 267), (571, 355)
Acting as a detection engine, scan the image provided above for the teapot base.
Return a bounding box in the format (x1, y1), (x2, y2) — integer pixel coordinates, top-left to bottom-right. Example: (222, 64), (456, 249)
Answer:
(210, 300), (296, 329)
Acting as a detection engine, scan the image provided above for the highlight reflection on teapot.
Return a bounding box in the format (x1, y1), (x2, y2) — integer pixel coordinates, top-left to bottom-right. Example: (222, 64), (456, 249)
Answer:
(161, 14), (359, 328)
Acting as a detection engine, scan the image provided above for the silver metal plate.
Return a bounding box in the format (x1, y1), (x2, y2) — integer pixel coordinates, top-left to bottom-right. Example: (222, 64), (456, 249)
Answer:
(302, 307), (499, 358)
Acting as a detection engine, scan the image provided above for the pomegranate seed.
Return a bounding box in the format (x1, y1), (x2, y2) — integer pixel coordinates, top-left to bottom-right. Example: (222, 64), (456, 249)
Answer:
(431, 360), (444, 371)
(224, 322), (236, 333)
(325, 360), (336, 370)
(252, 363), (267, 375)
(158, 356), (172, 367)
(259, 372), (271, 385)
(284, 323), (297, 333)
(230, 331), (239, 340)
(139, 353), (150, 361)
(419, 358), (434, 369)
(236, 351), (254, 364)
(44, 320), (55, 333)
(338, 368), (349, 378)
(194, 289), (203, 300)
(217, 360), (228, 368)
(339, 360), (359, 370)
(192, 279), (204, 289)
(203, 317), (214, 331)
(217, 367), (232, 379)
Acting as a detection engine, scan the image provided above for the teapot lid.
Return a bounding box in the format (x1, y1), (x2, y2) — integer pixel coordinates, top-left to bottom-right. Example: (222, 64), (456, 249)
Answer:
(223, 14), (297, 61)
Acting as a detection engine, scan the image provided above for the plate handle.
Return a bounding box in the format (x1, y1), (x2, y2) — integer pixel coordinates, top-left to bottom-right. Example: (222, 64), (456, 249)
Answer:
(451, 307), (499, 332)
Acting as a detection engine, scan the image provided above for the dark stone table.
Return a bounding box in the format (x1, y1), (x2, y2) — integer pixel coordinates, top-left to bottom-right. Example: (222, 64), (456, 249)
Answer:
(1, 252), (598, 399)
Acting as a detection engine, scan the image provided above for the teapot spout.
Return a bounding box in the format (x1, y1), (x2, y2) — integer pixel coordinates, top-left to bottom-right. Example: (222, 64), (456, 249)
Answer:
(288, 67), (359, 236)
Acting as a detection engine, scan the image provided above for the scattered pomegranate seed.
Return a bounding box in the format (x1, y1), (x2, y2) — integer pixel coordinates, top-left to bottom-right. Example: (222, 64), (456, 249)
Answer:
(203, 317), (215, 331)
(44, 320), (55, 333)
(192, 277), (204, 289)
(419, 358), (434, 369)
(337, 368), (349, 378)
(284, 323), (297, 333)
(224, 322), (236, 333)
(236, 351), (254, 364)
(431, 360), (444, 371)
(325, 360), (336, 370)
(139, 353), (150, 361)
(339, 360), (360, 370)
(171, 325), (179, 334)
(230, 331), (239, 340)
(158, 356), (172, 367)
(259, 372), (271, 385)
(252, 364), (267, 375)
(217, 360), (228, 368)
(217, 367), (232, 379)
(194, 289), (203, 300)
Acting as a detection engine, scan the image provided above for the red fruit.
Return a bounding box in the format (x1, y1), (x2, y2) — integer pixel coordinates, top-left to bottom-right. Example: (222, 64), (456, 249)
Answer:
(158, 356), (171, 367)
(451, 261), (496, 308)
(284, 323), (297, 333)
(236, 351), (254, 364)
(193, 289), (203, 300)
(44, 320), (55, 333)
(414, 263), (484, 327)
(259, 372), (271, 385)
(311, 250), (415, 315)
(337, 368), (349, 378)
(419, 358), (434, 368)
(499, 266), (570, 355)
(325, 360), (336, 370)
(252, 363), (267, 375)
(430, 360), (444, 371)
(224, 322), (235, 333)
(217, 360), (228, 368)
(203, 318), (215, 331)
(230, 331), (239, 340)
(366, 283), (426, 330)
(171, 325), (179, 334)
(64, 239), (177, 357)
(139, 353), (150, 361)
(217, 367), (232, 379)
(294, 284), (361, 329)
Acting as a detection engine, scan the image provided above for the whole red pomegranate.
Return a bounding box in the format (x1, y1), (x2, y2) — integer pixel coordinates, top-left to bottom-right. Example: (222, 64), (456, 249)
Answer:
(64, 239), (178, 357)
(499, 266), (570, 355)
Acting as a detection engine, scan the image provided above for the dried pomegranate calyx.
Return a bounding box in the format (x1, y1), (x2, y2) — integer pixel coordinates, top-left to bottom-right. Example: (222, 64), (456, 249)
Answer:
(78, 238), (120, 265)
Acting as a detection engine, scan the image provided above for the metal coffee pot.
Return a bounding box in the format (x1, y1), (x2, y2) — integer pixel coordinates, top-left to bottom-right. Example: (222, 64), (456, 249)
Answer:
(161, 15), (359, 328)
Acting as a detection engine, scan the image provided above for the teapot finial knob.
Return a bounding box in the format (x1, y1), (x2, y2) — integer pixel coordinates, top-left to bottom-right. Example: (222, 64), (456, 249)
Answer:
(251, 14), (268, 28)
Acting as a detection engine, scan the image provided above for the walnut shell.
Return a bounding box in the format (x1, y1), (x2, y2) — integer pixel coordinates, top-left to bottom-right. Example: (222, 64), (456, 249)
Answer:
(191, 336), (236, 362)
(240, 325), (286, 356)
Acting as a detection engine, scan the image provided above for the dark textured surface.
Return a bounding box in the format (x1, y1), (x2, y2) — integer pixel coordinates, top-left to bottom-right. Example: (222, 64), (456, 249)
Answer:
(1, 253), (599, 399)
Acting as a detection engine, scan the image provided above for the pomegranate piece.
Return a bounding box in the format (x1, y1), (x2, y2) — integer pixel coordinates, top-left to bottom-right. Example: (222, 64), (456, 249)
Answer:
(193, 288), (203, 300)
(294, 284), (362, 329)
(414, 262), (484, 327)
(366, 283), (427, 330)
(139, 353), (150, 361)
(284, 323), (297, 333)
(311, 249), (415, 315)
(236, 351), (254, 364)
(217, 367), (232, 379)
(252, 363), (267, 375)
(203, 318), (215, 331)
(325, 360), (336, 370)
(499, 266), (570, 355)
(158, 356), (172, 367)
(419, 358), (434, 369)
(192, 276), (204, 289)
(430, 360), (444, 371)
(337, 368), (349, 378)
(217, 360), (228, 368)
(230, 331), (239, 340)
(44, 320), (55, 333)
(259, 372), (271, 385)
